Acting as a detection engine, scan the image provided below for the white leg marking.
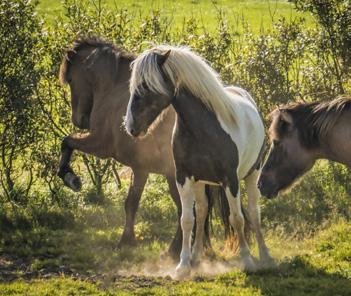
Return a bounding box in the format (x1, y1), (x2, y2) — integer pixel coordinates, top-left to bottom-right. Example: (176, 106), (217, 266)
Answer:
(225, 186), (256, 271)
(245, 170), (274, 266)
(192, 183), (208, 263)
(176, 178), (195, 278)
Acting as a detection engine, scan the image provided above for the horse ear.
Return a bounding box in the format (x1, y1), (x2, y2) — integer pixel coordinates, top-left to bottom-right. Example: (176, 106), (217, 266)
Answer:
(157, 49), (171, 66)
(269, 108), (280, 119)
(279, 109), (294, 125)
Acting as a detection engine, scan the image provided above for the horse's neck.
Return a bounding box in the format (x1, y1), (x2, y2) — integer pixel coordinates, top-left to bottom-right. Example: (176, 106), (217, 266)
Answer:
(93, 58), (131, 118)
(318, 112), (351, 166)
(172, 91), (227, 137)
(172, 90), (214, 133)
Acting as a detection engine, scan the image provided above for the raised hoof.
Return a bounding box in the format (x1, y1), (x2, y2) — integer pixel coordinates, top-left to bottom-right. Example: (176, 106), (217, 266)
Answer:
(241, 256), (258, 272)
(63, 172), (82, 192)
(175, 263), (191, 279)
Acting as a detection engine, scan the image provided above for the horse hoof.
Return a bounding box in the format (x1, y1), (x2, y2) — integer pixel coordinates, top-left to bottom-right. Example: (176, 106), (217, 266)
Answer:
(175, 264), (191, 279)
(64, 173), (82, 192)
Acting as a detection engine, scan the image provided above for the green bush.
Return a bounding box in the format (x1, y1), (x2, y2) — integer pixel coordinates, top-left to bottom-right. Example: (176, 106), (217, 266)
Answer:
(0, 0), (350, 248)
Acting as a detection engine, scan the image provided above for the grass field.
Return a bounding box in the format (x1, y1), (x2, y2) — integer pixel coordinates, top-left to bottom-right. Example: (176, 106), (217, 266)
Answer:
(36, 0), (311, 31)
(0, 219), (350, 295)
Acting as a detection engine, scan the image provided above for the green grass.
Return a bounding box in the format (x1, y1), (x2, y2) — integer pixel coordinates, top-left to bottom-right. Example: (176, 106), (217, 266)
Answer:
(36, 0), (311, 31)
(0, 220), (350, 295)
(0, 170), (350, 294)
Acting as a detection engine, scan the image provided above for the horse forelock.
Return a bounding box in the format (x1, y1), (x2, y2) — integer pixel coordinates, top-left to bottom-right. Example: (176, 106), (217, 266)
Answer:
(130, 45), (242, 128)
(130, 48), (171, 96)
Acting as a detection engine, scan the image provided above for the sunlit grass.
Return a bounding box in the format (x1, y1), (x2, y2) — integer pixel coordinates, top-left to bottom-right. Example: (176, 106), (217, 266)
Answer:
(36, 0), (312, 32)
(0, 221), (350, 295)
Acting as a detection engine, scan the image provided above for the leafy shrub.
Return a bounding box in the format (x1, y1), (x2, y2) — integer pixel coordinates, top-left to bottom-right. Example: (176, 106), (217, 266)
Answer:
(0, 0), (350, 242)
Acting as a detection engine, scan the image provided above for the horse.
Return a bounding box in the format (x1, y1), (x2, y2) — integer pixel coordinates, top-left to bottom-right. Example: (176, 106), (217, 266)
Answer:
(125, 45), (273, 277)
(258, 96), (351, 199)
(57, 37), (215, 258)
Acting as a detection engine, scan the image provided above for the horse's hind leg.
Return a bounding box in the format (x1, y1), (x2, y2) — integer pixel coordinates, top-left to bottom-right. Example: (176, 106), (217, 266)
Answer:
(225, 184), (257, 272)
(166, 176), (183, 259)
(245, 170), (275, 267)
(118, 170), (148, 247)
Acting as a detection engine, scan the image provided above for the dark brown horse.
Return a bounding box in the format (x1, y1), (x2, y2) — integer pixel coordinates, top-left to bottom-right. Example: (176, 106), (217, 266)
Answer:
(259, 96), (351, 198)
(57, 38), (188, 257)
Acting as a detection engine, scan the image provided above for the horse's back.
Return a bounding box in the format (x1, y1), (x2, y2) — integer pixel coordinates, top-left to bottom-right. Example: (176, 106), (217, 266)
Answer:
(223, 86), (265, 179)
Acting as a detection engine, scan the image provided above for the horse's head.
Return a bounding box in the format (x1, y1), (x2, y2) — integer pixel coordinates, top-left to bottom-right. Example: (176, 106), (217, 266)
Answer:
(258, 107), (315, 198)
(60, 38), (133, 130)
(59, 46), (95, 129)
(125, 49), (173, 137)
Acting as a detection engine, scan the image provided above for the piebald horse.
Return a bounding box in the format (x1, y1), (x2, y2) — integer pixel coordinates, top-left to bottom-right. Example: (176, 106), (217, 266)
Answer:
(125, 45), (273, 277)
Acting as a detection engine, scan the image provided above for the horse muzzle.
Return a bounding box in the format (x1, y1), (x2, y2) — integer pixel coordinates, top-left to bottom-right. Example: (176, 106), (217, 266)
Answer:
(258, 178), (279, 199)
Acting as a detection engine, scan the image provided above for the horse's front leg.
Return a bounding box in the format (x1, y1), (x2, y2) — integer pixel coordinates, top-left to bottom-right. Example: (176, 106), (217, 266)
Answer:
(58, 133), (101, 191)
(175, 177), (195, 278)
(225, 182), (257, 272)
(245, 170), (275, 267)
(118, 170), (148, 247)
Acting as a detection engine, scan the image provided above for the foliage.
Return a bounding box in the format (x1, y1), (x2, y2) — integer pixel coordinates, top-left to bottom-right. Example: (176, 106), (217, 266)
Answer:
(293, 0), (351, 97)
(0, 0), (349, 247)
(0, 0), (44, 201)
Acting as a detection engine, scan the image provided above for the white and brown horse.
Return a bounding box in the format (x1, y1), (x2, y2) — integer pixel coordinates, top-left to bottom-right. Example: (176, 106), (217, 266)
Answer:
(125, 45), (273, 277)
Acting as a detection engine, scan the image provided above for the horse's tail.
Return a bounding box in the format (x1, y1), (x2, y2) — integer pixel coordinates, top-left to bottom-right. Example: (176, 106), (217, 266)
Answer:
(215, 187), (252, 254)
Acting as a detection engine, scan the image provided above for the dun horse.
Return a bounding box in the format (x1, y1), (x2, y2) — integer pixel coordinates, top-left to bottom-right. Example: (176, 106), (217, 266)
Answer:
(259, 96), (351, 198)
(125, 45), (273, 277)
(57, 38), (214, 257)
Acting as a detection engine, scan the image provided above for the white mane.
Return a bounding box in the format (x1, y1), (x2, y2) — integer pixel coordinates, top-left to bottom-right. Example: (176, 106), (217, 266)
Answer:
(130, 45), (241, 127)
